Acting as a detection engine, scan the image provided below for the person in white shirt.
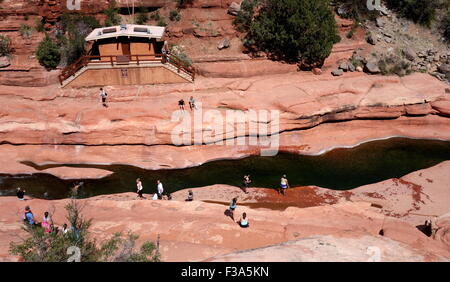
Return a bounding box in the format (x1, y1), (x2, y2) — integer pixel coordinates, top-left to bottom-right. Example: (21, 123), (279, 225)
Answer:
(157, 180), (164, 200)
(136, 178), (144, 199)
(99, 88), (108, 107)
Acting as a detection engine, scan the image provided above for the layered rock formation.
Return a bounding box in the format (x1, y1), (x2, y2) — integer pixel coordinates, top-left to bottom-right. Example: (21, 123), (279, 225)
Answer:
(0, 72), (449, 176)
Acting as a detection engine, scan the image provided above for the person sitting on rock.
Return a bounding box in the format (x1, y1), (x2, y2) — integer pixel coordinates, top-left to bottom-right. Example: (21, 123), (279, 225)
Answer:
(16, 187), (25, 201)
(238, 212), (249, 228)
(186, 190), (194, 201)
(23, 206), (37, 226)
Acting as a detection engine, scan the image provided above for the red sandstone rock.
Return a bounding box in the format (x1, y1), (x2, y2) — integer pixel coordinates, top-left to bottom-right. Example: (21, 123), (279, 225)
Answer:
(431, 100), (450, 116)
(312, 67), (322, 75)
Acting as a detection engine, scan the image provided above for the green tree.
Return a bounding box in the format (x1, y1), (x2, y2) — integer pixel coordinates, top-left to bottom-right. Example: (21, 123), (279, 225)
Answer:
(10, 200), (160, 262)
(233, 0), (259, 32)
(104, 0), (121, 26)
(36, 34), (61, 70)
(238, 0), (339, 67)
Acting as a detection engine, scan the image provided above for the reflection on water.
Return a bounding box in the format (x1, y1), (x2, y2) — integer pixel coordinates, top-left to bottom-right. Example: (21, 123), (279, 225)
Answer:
(0, 138), (449, 199)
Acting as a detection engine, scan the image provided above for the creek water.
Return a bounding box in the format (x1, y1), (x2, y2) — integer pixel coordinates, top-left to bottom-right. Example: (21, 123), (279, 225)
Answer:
(1, 138), (449, 199)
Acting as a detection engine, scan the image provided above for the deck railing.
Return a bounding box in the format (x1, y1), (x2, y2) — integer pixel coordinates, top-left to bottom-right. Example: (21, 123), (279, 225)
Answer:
(58, 53), (195, 85)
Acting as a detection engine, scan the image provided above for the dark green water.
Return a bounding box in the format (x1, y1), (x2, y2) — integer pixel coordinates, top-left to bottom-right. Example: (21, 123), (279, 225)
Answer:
(1, 138), (449, 199)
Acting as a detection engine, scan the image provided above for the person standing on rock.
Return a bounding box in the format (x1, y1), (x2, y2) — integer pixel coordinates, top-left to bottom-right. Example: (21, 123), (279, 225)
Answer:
(243, 175), (251, 194)
(178, 99), (185, 111)
(189, 96), (197, 110)
(157, 180), (164, 200)
(99, 88), (108, 108)
(228, 197), (237, 221)
(42, 211), (53, 233)
(136, 178), (144, 199)
(280, 174), (289, 196)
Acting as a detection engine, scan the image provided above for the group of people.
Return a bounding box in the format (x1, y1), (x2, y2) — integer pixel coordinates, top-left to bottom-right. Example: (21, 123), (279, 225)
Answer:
(178, 96), (197, 111)
(99, 87), (199, 113)
(22, 206), (71, 235)
(242, 174), (290, 195)
(16, 173), (292, 234)
(136, 178), (172, 200)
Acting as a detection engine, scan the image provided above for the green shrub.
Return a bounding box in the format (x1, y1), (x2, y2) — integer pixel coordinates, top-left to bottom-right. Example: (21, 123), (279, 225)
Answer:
(19, 24), (33, 38)
(157, 18), (167, 27)
(442, 10), (450, 42)
(170, 45), (192, 67)
(0, 35), (11, 56)
(36, 34), (61, 70)
(104, 0), (121, 26)
(385, 0), (438, 27)
(378, 54), (412, 76)
(150, 11), (161, 21)
(35, 18), (45, 32)
(169, 10), (181, 22)
(10, 200), (161, 262)
(238, 0), (339, 67)
(136, 13), (149, 25)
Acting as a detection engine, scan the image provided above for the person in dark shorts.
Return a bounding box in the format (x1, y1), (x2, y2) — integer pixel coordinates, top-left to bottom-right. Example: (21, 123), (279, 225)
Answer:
(100, 88), (108, 108)
(178, 99), (185, 111)
(279, 174), (289, 196)
(189, 96), (197, 110)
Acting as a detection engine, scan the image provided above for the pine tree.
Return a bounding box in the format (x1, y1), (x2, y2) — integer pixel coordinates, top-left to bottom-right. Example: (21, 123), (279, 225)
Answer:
(237, 0), (340, 67)
(36, 34), (61, 70)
